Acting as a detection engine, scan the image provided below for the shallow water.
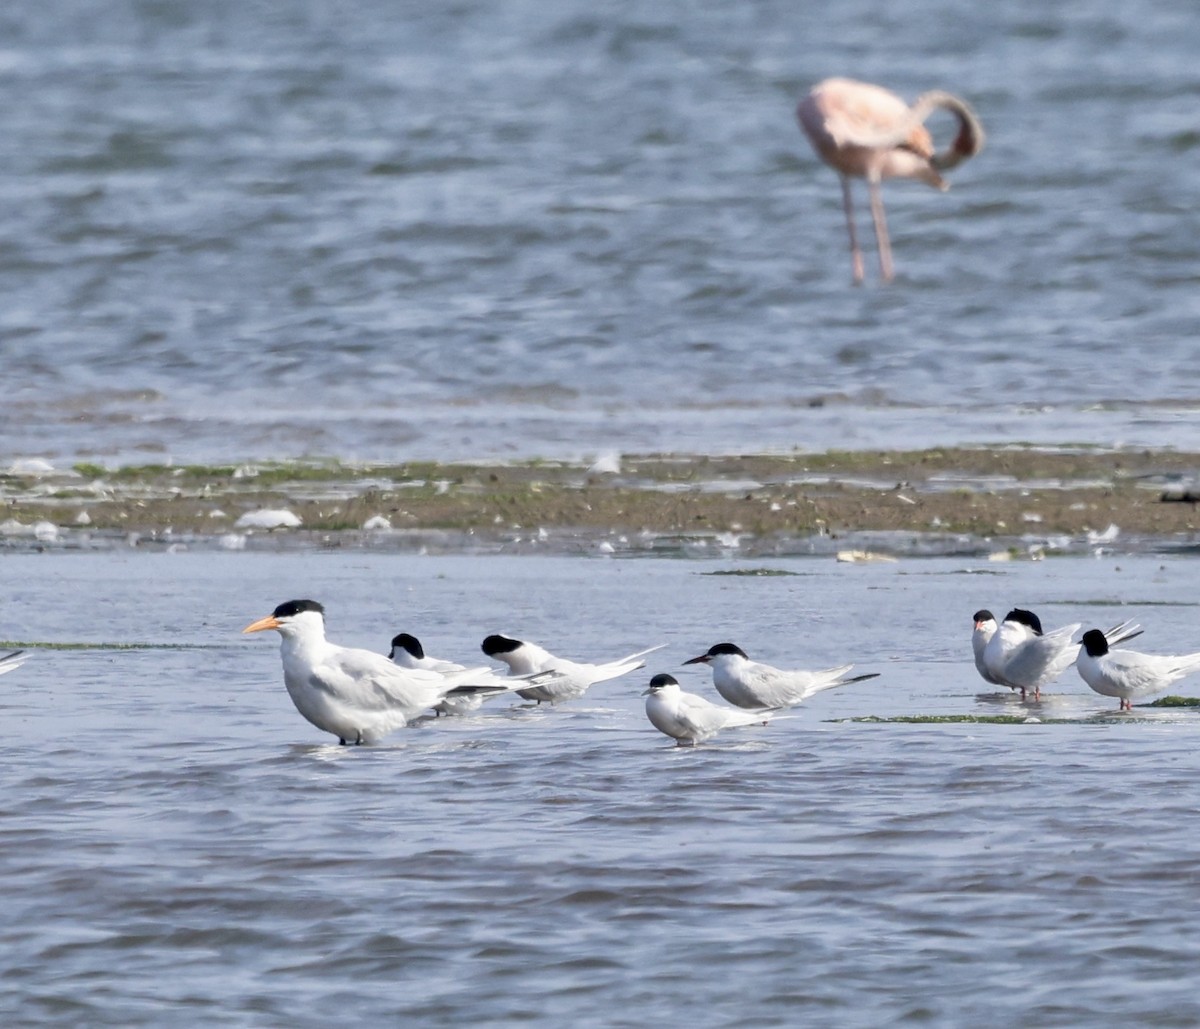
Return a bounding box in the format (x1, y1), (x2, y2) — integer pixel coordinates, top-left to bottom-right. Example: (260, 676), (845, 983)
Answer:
(3, 550), (1200, 1024)
(3, 0), (1200, 466)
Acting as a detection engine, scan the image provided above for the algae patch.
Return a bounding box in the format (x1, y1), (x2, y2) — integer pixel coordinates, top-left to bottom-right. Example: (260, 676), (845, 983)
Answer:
(700, 568), (802, 577)
(845, 714), (1038, 724)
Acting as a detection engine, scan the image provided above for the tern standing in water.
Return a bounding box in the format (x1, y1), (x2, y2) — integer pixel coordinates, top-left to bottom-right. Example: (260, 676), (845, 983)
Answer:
(1076, 629), (1200, 711)
(244, 600), (507, 743)
(683, 642), (877, 711)
(643, 674), (771, 747)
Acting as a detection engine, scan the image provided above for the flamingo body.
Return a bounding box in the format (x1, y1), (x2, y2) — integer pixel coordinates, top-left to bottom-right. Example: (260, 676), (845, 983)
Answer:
(796, 77), (984, 283)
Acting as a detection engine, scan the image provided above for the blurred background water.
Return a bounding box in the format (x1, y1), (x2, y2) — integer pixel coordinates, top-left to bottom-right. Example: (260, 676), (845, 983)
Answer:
(2, 0), (1199, 466)
(3, 550), (1200, 1025)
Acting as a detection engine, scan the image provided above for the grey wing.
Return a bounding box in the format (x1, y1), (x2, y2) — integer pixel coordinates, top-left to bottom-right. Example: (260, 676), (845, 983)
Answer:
(739, 666), (805, 708)
(741, 664), (852, 708)
(1106, 651), (1197, 693)
(584, 644), (669, 684)
(321, 648), (448, 710)
(1103, 620), (1143, 648)
(0, 649), (28, 676)
(676, 693), (735, 737)
(1002, 626), (1078, 686)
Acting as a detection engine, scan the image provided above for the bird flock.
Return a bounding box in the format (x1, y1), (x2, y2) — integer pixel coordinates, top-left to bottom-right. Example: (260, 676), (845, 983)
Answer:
(240, 599), (1200, 748)
(972, 608), (1200, 712)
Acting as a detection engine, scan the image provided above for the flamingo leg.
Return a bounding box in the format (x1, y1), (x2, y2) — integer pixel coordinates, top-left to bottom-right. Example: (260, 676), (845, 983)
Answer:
(866, 173), (894, 282)
(839, 175), (865, 284)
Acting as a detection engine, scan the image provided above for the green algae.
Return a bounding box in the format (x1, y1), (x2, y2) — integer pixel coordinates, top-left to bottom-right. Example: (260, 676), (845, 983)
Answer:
(701, 568), (801, 577)
(845, 714), (1040, 724)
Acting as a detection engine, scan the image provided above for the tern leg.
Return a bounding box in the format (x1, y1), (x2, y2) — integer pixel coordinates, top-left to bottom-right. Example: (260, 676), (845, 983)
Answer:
(866, 173), (894, 283)
(840, 175), (865, 284)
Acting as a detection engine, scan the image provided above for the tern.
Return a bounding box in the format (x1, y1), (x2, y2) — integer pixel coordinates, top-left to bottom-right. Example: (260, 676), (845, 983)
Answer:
(982, 608), (1143, 701)
(243, 600), (508, 743)
(0, 649), (28, 676)
(682, 642), (878, 711)
(481, 634), (665, 704)
(388, 631), (535, 717)
(643, 674), (772, 746)
(971, 610), (1004, 686)
(1077, 629), (1200, 711)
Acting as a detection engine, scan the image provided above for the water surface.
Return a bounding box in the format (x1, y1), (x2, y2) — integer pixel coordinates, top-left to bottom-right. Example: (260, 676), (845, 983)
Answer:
(2, 1), (1200, 465)
(3, 551), (1199, 1024)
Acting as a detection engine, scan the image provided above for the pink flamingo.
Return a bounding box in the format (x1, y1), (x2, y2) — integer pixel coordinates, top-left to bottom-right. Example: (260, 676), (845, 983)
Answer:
(796, 77), (985, 284)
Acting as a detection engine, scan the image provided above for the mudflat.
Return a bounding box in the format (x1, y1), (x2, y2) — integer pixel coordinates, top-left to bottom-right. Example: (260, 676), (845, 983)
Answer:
(3, 446), (1198, 554)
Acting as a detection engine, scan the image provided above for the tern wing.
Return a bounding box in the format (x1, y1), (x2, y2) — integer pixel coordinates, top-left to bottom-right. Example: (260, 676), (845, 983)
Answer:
(1090, 651), (1192, 697)
(579, 643), (669, 685)
(998, 623), (1080, 688)
(738, 662), (875, 709)
(319, 647), (458, 712)
(1103, 620), (1143, 648)
(676, 693), (764, 739)
(0, 649), (28, 676)
(424, 656), (470, 674)
(1118, 652), (1200, 686)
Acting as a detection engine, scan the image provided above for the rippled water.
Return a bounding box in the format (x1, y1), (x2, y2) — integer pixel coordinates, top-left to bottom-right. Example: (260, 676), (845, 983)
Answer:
(4, 550), (1200, 1024)
(2, 0), (1199, 465)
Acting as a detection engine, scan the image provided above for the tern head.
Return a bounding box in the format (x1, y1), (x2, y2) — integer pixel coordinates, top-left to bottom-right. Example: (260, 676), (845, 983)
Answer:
(1080, 629), (1109, 658)
(683, 642), (748, 666)
(643, 673), (680, 696)
(973, 610), (995, 630)
(1003, 608), (1043, 635)
(389, 632), (425, 660)
(482, 634), (524, 657)
(243, 599), (325, 637)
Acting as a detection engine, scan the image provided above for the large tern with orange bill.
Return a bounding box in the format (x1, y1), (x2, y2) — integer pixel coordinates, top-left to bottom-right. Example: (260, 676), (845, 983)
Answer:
(244, 600), (510, 743)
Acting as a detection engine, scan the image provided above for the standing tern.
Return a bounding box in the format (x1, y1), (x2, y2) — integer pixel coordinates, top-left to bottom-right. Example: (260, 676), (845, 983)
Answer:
(243, 600), (508, 743)
(481, 634), (665, 704)
(643, 674), (772, 746)
(982, 608), (1143, 701)
(388, 631), (540, 717)
(682, 642), (878, 711)
(971, 611), (1004, 686)
(0, 649), (28, 676)
(1077, 629), (1200, 711)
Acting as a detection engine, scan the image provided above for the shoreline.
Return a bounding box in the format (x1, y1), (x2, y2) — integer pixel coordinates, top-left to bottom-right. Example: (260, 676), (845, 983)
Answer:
(3, 446), (1198, 556)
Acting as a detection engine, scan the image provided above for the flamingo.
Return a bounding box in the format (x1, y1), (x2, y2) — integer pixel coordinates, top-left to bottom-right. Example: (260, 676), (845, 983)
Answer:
(796, 77), (985, 284)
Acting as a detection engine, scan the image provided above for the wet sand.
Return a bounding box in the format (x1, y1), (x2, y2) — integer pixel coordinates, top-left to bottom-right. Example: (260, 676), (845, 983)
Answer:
(3, 446), (1199, 554)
